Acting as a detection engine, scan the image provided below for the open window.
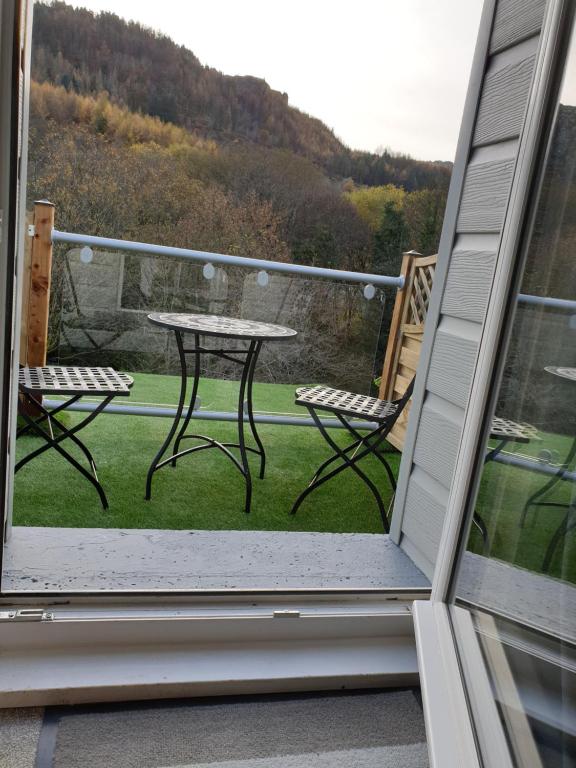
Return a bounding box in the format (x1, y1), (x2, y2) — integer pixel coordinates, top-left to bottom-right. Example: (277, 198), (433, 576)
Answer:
(415, 1), (576, 764)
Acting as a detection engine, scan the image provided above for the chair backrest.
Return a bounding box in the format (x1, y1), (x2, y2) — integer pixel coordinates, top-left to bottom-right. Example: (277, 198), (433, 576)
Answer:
(378, 251), (437, 450)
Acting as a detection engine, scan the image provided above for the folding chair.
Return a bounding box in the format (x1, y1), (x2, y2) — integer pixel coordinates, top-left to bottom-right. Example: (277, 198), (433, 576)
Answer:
(16, 366), (133, 509)
(291, 378), (415, 531)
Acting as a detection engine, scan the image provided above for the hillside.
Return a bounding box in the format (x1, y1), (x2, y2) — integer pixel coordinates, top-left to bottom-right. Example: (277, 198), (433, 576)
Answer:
(31, 1), (451, 191)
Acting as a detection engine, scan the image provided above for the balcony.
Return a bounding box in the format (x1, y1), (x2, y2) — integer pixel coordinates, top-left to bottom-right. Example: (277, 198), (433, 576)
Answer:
(7, 204), (435, 593)
(6, 204), (575, 597)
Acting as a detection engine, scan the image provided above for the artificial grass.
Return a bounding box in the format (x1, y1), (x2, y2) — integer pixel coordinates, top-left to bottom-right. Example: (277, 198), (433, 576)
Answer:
(13, 372), (575, 583)
(13, 373), (398, 536)
(470, 429), (576, 583)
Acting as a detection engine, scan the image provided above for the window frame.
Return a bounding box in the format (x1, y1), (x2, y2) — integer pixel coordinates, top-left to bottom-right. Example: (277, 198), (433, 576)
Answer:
(418, 0), (576, 764)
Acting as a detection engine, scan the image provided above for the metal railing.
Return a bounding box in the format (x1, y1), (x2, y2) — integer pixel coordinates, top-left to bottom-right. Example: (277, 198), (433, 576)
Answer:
(49, 226), (404, 431)
(47, 227), (576, 437)
(51, 229), (405, 292)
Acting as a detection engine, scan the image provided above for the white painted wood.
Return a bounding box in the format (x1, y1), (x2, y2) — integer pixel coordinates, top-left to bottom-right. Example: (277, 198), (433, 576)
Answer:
(474, 612), (545, 767)
(1, 1), (33, 546)
(0, 602), (415, 650)
(427, 321), (480, 409)
(457, 157), (516, 233)
(412, 399), (462, 489)
(474, 51), (537, 146)
(490, 0), (546, 54)
(0, 623), (419, 707)
(2, 527), (431, 592)
(450, 607), (515, 767)
(441, 247), (497, 323)
(401, 469), (449, 575)
(432, 0), (567, 601)
(399, 535), (435, 583)
(413, 602), (481, 768)
(388, 0), (499, 545)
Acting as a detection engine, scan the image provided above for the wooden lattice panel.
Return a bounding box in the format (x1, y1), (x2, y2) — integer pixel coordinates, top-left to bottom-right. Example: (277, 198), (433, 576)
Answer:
(408, 258), (436, 326)
(379, 252), (438, 451)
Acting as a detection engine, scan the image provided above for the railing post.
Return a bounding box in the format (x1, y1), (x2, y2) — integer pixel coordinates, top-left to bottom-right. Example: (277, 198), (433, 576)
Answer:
(23, 200), (54, 368)
(378, 251), (419, 400)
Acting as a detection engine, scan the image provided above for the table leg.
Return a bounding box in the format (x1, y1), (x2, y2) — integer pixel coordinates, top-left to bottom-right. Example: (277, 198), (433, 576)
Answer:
(245, 341), (265, 479)
(521, 436), (576, 527)
(145, 331), (187, 500)
(237, 341), (258, 513)
(147, 334), (266, 513)
(542, 503), (576, 573)
(172, 333), (201, 467)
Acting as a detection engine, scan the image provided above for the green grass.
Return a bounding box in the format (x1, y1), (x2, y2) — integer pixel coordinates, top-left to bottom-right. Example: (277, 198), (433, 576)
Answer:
(13, 373), (399, 535)
(470, 429), (576, 583)
(13, 372), (575, 584)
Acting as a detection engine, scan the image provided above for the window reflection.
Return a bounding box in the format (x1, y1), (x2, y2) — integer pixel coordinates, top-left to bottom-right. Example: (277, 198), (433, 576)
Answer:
(467, 61), (576, 587)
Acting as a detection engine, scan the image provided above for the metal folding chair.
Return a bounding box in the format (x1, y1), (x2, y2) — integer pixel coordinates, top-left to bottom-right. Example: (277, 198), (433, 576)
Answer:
(16, 366), (133, 509)
(290, 379), (415, 531)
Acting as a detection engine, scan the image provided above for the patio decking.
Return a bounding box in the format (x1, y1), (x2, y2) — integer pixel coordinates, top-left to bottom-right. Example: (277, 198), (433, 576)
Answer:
(3, 527), (430, 592)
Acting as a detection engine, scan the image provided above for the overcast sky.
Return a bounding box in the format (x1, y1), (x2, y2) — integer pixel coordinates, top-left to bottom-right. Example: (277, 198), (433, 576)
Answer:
(63, 0), (484, 162)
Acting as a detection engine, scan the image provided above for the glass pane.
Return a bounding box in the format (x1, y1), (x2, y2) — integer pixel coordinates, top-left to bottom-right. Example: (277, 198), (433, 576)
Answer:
(454, 20), (576, 767)
(50, 250), (386, 415)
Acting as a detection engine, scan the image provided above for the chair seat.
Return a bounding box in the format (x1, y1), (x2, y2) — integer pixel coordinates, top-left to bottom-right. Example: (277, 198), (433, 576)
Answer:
(490, 416), (539, 443)
(19, 366), (133, 396)
(295, 386), (398, 422)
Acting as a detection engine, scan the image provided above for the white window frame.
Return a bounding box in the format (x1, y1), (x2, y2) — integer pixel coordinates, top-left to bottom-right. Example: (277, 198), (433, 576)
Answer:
(415, 0), (575, 764)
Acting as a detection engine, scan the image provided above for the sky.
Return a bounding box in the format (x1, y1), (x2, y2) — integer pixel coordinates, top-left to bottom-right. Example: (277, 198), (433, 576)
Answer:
(65, 0), (484, 162)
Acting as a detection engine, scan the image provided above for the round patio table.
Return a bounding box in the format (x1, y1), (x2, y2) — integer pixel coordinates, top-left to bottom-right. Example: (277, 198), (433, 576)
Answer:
(522, 366), (576, 571)
(145, 313), (297, 513)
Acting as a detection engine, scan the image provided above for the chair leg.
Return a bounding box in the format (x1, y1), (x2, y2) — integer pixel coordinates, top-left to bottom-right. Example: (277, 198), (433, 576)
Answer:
(16, 394), (112, 509)
(337, 413), (397, 490)
(291, 408), (390, 532)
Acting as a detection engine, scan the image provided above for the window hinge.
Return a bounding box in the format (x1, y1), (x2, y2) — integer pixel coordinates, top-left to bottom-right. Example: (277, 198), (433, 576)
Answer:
(27, 224), (35, 237)
(0, 608), (54, 622)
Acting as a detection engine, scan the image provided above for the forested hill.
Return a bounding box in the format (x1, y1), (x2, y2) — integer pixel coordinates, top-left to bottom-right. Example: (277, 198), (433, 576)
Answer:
(31, 1), (451, 191)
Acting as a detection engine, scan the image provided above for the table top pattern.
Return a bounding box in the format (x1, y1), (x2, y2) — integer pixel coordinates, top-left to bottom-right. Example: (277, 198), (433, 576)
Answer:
(19, 366), (134, 396)
(545, 366), (576, 382)
(148, 312), (297, 341)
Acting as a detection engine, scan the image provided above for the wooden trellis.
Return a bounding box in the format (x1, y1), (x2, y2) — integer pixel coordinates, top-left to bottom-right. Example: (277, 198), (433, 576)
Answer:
(379, 250), (437, 451)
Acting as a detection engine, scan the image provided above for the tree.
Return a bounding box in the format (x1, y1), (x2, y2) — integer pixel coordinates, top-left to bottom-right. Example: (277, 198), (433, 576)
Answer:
(374, 201), (408, 274)
(403, 188), (447, 255)
(346, 184), (405, 232)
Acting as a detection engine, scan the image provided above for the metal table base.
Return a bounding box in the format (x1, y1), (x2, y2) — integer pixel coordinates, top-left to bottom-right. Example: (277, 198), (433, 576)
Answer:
(144, 333), (265, 514)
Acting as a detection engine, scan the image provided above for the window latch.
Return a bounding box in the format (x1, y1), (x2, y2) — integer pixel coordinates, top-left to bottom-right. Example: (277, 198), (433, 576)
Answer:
(0, 608), (54, 622)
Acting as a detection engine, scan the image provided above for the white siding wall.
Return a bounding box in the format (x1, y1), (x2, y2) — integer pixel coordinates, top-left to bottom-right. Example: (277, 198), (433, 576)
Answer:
(390, 0), (547, 579)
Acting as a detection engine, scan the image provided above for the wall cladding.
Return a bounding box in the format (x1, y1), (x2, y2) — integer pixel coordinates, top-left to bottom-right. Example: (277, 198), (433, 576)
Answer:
(391, 0), (548, 579)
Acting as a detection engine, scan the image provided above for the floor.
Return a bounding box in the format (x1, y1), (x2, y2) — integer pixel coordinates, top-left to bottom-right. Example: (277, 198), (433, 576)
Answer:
(0, 708), (43, 768)
(2, 527), (430, 592)
(0, 690), (428, 768)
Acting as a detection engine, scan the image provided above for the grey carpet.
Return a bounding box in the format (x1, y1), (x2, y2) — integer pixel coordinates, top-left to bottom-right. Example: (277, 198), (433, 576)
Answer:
(44, 691), (428, 768)
(0, 708), (44, 768)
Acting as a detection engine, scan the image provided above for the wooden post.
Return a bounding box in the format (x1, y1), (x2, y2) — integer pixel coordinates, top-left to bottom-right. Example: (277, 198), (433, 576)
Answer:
(23, 200), (54, 367)
(378, 251), (419, 401)
(19, 201), (54, 417)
